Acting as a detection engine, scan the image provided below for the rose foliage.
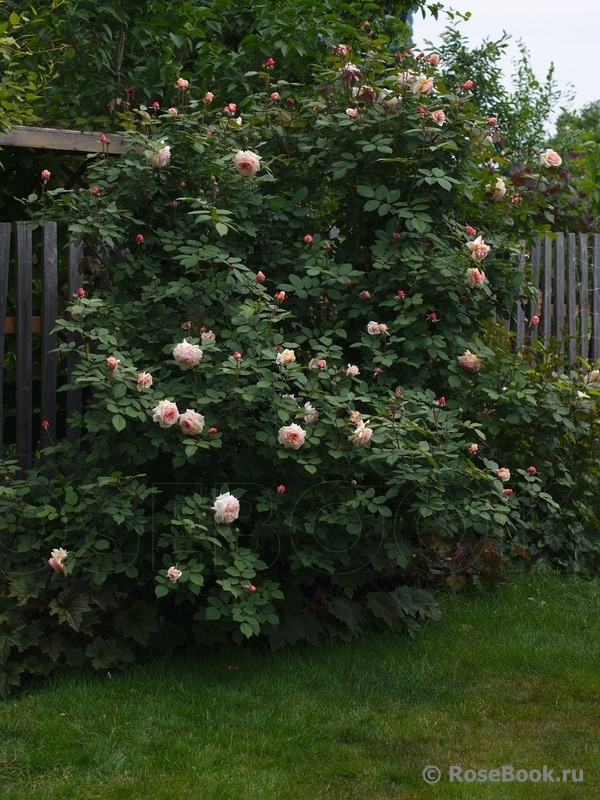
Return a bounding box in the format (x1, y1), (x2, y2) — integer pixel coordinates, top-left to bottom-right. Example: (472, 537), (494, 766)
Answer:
(2, 2), (600, 696)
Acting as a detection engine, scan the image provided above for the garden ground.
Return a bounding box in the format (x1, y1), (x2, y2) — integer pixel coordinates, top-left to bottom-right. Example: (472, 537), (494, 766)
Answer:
(1, 569), (599, 799)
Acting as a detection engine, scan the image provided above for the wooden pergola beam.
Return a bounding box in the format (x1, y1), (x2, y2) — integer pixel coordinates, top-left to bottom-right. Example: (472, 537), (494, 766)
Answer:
(0, 126), (127, 154)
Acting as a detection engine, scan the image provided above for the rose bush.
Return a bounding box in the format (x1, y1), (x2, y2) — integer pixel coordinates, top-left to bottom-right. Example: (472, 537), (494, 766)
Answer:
(1, 0), (597, 695)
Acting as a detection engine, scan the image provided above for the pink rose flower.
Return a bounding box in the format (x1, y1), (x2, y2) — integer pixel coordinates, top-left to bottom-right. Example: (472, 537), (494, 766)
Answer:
(367, 321), (386, 335)
(298, 402), (318, 425)
(41, 169), (51, 181)
(431, 109), (446, 125)
(168, 107), (178, 116)
(151, 145), (171, 169)
(461, 80), (473, 90)
(346, 107), (359, 118)
(233, 150), (262, 176)
(438, 397), (446, 406)
(485, 177), (506, 201)
(426, 54), (440, 65)
(275, 291), (285, 302)
(256, 271), (266, 282)
(276, 348), (296, 366)
(152, 400), (180, 428)
(179, 409), (205, 435)
(349, 410), (361, 425)
(487, 117), (498, 126)
(348, 421), (373, 446)
(466, 267), (486, 288)
(303, 234), (313, 243)
(360, 290), (370, 299)
(458, 350), (482, 372)
(497, 468), (511, 482)
(469, 444), (478, 453)
(48, 548), (68, 574)
(308, 358), (326, 370)
(539, 149), (562, 167)
(346, 364), (360, 377)
(467, 236), (490, 262)
(212, 492), (240, 524)
(167, 566), (182, 582)
(278, 423), (306, 449)
(176, 78), (189, 88)
(270, 92), (280, 101)
(106, 357), (120, 371)
(530, 315), (540, 326)
(201, 330), (216, 342)
(504, 489), (513, 496)
(528, 466), (537, 475)
(465, 225), (476, 236)
(412, 74), (434, 97)
(136, 372), (153, 391)
(276, 485), (286, 494)
(173, 341), (203, 368)
(247, 584), (257, 592)
(204, 92), (214, 102)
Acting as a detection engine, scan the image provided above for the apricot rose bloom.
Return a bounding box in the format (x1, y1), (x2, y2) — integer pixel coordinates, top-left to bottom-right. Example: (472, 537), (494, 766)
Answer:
(179, 409), (205, 435)
(173, 341), (203, 368)
(167, 567), (182, 582)
(348, 421), (373, 446)
(497, 468), (511, 482)
(299, 402), (319, 424)
(458, 350), (482, 372)
(465, 267), (486, 288)
(212, 492), (240, 524)
(48, 548), (68, 573)
(367, 321), (388, 335)
(346, 364), (360, 377)
(485, 177), (506, 201)
(233, 150), (262, 176)
(276, 348), (296, 366)
(136, 372), (153, 391)
(431, 109), (446, 126)
(152, 400), (180, 428)
(467, 236), (490, 262)
(278, 423), (306, 449)
(151, 145), (171, 169)
(539, 149), (562, 167)
(412, 74), (434, 97)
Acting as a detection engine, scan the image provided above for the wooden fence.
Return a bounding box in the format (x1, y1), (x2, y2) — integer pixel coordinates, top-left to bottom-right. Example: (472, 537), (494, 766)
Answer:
(1, 226), (600, 473)
(0, 222), (82, 472)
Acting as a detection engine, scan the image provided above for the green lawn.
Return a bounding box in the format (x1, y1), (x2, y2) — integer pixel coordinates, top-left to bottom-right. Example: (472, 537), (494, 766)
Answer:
(1, 570), (599, 799)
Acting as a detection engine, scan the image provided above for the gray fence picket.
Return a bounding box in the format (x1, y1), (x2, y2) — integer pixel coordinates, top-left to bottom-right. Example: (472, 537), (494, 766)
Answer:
(529, 239), (540, 342)
(580, 234), (589, 363)
(594, 235), (600, 363)
(0, 223), (10, 458)
(41, 223), (58, 470)
(15, 222), (32, 472)
(555, 233), (565, 349)
(567, 234), (577, 366)
(66, 241), (83, 445)
(542, 237), (552, 342)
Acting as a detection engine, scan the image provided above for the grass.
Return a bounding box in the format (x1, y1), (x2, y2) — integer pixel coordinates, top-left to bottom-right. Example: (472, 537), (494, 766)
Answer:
(1, 570), (600, 799)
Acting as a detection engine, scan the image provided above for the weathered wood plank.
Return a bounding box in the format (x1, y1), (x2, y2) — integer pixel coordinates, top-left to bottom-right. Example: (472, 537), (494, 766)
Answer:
(529, 239), (540, 342)
(66, 242), (83, 445)
(0, 126), (127, 155)
(15, 222), (32, 471)
(41, 223), (58, 468)
(594, 235), (600, 363)
(567, 234), (577, 366)
(555, 233), (565, 352)
(542, 237), (552, 342)
(515, 248), (526, 347)
(580, 234), (589, 363)
(0, 223), (10, 458)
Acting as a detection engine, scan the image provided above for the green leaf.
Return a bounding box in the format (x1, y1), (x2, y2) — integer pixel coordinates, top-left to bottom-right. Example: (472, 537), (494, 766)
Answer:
(112, 414), (126, 432)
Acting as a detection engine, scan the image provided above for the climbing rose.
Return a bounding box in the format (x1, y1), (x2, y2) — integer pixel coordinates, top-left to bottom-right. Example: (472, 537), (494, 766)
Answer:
(530, 315), (540, 326)
(136, 372), (153, 391)
(367, 321), (386, 335)
(469, 444), (478, 453)
(151, 145), (171, 168)
(41, 169), (51, 181)
(278, 423), (306, 449)
(349, 410), (361, 425)
(270, 92), (280, 101)
(487, 117), (498, 126)
(48, 548), (68, 573)
(173, 341), (203, 368)
(152, 400), (180, 428)
(412, 74), (434, 96)
(431, 109), (446, 125)
(346, 364), (360, 377)
(465, 225), (476, 236)
(76, 288), (85, 297)
(276, 485), (286, 494)
(539, 149), (562, 167)
(201, 330), (215, 342)
(204, 92), (214, 102)
(233, 150), (262, 176)
(308, 357), (326, 370)
(135, 234), (144, 243)
(497, 468), (511, 482)
(348, 421), (373, 446)
(247, 584), (257, 593)
(426, 54), (440, 65)
(458, 351), (482, 372)
(176, 78), (189, 88)
(504, 489), (513, 496)
(212, 492), (240, 524)
(256, 271), (266, 282)
(275, 291), (286, 302)
(466, 267), (486, 287)
(360, 291), (370, 299)
(179, 409), (205, 435)
(461, 80), (473, 90)
(299, 402), (319, 425)
(167, 567), (182, 582)
(438, 397), (446, 406)
(303, 234), (313, 243)
(397, 70), (416, 89)
(467, 236), (490, 262)
(276, 348), (296, 366)
(106, 357), (119, 371)
(346, 107), (359, 118)
(527, 466), (537, 475)
(485, 177), (506, 201)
